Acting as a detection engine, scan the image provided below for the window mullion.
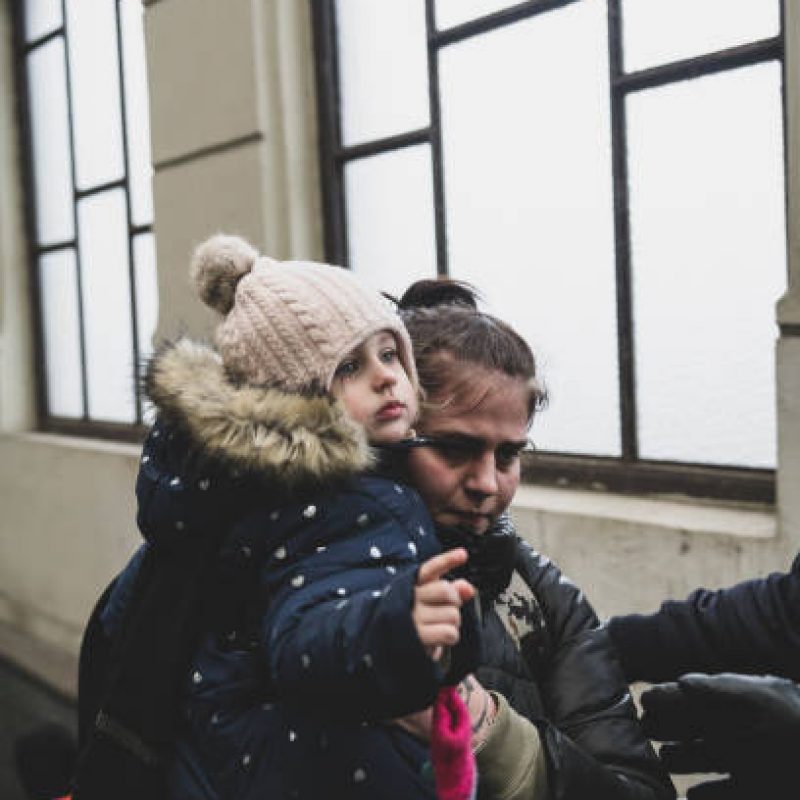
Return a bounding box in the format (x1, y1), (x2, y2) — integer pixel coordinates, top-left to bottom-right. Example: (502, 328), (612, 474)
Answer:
(113, 0), (142, 424)
(311, 0), (349, 266)
(425, 0), (449, 276)
(607, 0), (638, 461)
(60, 0), (90, 421)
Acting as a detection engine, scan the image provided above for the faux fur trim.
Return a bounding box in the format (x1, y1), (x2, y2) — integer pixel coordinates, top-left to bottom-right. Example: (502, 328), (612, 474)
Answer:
(145, 339), (373, 485)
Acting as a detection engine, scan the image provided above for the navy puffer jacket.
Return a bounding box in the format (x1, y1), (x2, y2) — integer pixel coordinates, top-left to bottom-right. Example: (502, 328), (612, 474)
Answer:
(87, 339), (477, 800)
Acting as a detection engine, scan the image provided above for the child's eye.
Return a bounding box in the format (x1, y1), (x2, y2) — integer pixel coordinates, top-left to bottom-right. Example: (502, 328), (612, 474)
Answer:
(380, 347), (399, 364)
(334, 358), (360, 379)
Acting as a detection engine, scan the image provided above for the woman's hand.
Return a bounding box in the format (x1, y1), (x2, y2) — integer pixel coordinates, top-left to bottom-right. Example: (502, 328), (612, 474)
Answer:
(413, 548), (475, 661)
(395, 674), (498, 748)
(457, 674), (498, 750)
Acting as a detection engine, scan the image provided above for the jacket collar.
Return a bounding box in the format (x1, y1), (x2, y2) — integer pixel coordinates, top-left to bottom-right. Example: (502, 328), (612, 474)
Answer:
(145, 338), (373, 486)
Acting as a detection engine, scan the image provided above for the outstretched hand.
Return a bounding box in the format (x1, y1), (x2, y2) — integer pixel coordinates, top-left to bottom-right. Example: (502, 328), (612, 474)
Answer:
(641, 672), (800, 800)
(413, 548), (475, 661)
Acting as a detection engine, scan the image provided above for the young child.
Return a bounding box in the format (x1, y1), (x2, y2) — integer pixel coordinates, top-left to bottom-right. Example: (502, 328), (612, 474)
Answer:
(74, 235), (476, 800)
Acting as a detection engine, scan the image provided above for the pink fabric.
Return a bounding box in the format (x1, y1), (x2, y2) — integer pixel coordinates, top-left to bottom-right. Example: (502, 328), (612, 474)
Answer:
(430, 686), (477, 800)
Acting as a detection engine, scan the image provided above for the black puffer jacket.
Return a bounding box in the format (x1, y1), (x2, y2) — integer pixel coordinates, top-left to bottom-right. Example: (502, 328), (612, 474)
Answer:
(608, 552), (800, 684)
(443, 523), (676, 800)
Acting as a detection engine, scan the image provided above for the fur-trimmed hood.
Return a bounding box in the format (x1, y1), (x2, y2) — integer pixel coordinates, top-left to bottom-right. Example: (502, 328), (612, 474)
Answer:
(144, 338), (373, 485)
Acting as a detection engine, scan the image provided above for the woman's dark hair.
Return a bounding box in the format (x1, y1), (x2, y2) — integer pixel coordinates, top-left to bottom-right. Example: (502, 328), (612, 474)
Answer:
(397, 278), (547, 421)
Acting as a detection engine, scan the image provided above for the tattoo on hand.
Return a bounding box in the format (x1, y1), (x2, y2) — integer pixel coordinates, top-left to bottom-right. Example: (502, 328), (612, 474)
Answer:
(458, 678), (489, 735)
(458, 677), (475, 706)
(471, 691), (490, 734)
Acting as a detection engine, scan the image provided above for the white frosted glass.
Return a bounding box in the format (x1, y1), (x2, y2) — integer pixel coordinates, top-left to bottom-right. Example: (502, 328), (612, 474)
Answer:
(120, 0), (154, 225)
(336, 0), (429, 146)
(628, 64), (787, 468)
(27, 40), (74, 245)
(78, 190), (136, 423)
(66, 0), (125, 189)
(39, 250), (83, 418)
(439, 3), (620, 456)
(435, 0), (522, 30)
(622, 0), (780, 72)
(345, 146), (437, 299)
(133, 233), (158, 361)
(24, 0), (62, 42)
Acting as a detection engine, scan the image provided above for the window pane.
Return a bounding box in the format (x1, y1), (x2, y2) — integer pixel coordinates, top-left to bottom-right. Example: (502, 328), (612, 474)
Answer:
(336, 0), (429, 146)
(622, 0), (780, 72)
(120, 0), (154, 225)
(24, 0), (62, 42)
(26, 40), (74, 245)
(39, 249), (83, 418)
(345, 146), (437, 297)
(65, 0), (125, 189)
(628, 63), (787, 468)
(435, 0), (524, 31)
(78, 190), (135, 423)
(439, 2), (620, 456)
(133, 232), (158, 362)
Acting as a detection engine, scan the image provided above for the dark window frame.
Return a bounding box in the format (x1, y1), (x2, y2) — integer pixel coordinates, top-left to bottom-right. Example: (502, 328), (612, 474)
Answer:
(11, 0), (151, 444)
(312, 0), (786, 504)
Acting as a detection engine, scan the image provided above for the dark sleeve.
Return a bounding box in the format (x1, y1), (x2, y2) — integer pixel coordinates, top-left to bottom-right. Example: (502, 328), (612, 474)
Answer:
(514, 541), (676, 800)
(260, 486), (469, 720)
(607, 552), (800, 683)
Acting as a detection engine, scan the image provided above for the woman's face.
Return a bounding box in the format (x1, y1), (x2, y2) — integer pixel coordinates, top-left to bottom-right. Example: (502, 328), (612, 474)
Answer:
(407, 367), (530, 536)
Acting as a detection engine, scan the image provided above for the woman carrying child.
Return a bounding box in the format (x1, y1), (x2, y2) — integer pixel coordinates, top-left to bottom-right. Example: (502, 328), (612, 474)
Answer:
(74, 237), (674, 800)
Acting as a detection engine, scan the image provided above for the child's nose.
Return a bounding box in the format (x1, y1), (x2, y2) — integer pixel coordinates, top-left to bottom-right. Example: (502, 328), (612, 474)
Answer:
(371, 360), (397, 388)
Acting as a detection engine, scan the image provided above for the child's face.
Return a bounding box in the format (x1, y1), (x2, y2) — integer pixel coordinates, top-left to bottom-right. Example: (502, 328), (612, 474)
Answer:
(331, 330), (418, 444)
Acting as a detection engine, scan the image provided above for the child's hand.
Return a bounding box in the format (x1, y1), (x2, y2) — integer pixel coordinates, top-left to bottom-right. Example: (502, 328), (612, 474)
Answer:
(413, 548), (475, 661)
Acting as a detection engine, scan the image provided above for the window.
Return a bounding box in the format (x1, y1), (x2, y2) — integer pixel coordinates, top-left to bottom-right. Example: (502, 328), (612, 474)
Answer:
(13, 0), (157, 438)
(313, 0), (788, 502)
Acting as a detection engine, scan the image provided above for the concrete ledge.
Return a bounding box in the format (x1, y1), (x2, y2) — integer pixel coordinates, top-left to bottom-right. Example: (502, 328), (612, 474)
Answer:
(512, 484), (775, 539)
(8, 431), (141, 457)
(0, 618), (77, 701)
(510, 484), (783, 620)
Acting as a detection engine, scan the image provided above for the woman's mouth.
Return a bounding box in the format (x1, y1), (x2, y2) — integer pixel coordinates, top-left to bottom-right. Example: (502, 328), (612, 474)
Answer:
(443, 510), (493, 533)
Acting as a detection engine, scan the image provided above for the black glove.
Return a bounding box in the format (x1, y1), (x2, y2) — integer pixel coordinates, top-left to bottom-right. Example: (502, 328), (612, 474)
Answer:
(640, 672), (800, 800)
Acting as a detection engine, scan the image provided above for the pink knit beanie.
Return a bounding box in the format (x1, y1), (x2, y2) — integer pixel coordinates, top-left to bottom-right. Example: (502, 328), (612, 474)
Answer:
(190, 234), (418, 392)
(431, 686), (477, 800)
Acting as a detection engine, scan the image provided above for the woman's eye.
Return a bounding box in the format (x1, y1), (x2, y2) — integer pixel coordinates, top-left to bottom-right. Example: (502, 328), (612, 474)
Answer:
(432, 441), (477, 464)
(380, 348), (399, 364)
(334, 359), (359, 378)
(496, 446), (523, 469)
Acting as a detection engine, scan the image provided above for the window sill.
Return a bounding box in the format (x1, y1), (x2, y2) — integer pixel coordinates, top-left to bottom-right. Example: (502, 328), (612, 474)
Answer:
(8, 430), (141, 458)
(512, 483), (775, 540)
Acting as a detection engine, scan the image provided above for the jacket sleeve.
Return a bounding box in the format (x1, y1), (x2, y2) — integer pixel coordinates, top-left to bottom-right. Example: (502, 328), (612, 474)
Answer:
(259, 487), (450, 720)
(607, 552), (800, 684)
(514, 542), (676, 800)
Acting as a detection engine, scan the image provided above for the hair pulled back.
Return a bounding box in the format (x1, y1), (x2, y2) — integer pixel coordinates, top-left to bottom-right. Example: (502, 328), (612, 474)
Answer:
(397, 278), (546, 422)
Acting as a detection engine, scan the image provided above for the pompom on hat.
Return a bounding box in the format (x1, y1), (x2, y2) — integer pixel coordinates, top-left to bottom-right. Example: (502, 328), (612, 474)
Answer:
(191, 234), (418, 393)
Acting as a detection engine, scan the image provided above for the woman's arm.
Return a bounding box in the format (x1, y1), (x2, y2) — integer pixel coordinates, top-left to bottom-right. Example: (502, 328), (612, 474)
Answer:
(500, 540), (676, 800)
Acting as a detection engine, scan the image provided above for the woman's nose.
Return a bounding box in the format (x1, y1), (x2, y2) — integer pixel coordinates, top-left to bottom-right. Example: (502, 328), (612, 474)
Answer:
(464, 453), (498, 497)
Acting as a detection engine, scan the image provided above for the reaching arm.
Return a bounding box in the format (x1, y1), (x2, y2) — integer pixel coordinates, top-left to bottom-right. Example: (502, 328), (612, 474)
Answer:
(608, 554), (800, 683)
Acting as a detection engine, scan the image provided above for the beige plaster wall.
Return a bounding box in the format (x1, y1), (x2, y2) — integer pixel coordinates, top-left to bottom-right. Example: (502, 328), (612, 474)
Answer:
(0, 0), (796, 702)
(777, 0), (800, 554)
(0, 2), (34, 432)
